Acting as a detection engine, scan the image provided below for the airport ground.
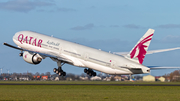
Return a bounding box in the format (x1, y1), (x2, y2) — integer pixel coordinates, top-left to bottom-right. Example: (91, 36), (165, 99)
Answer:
(0, 81), (180, 101)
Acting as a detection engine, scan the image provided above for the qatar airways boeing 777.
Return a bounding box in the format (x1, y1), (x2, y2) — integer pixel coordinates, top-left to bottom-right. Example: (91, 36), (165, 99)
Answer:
(3, 29), (180, 76)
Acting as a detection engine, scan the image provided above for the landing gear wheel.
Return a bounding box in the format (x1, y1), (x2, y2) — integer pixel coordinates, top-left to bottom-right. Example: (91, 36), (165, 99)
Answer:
(92, 72), (96, 76)
(89, 72), (92, 76)
(62, 72), (66, 76)
(84, 69), (88, 73)
(84, 68), (96, 77)
(53, 68), (57, 73)
(56, 70), (59, 74)
(58, 72), (61, 76)
(58, 71), (66, 76)
(54, 61), (66, 76)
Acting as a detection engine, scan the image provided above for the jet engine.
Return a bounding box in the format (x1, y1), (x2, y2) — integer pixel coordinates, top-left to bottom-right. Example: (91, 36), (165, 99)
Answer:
(23, 51), (42, 65)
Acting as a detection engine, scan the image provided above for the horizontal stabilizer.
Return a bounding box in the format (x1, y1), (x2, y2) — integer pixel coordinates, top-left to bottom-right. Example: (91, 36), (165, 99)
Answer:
(148, 66), (180, 70)
(114, 47), (180, 56)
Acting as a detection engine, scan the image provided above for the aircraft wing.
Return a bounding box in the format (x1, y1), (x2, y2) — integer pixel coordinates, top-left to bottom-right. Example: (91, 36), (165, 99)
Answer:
(4, 42), (24, 51)
(3, 42), (73, 64)
(148, 66), (180, 70)
(114, 47), (180, 56)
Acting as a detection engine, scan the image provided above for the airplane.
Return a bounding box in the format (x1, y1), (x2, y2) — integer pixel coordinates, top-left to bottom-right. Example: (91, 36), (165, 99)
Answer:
(3, 29), (180, 76)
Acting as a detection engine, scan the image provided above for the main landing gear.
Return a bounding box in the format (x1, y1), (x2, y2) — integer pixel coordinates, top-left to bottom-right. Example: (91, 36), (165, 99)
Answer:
(53, 61), (66, 76)
(84, 68), (96, 76)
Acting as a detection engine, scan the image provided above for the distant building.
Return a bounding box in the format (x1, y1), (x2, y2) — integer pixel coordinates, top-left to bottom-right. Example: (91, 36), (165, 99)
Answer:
(19, 76), (29, 81)
(90, 76), (102, 81)
(172, 75), (180, 81)
(55, 77), (59, 81)
(166, 77), (170, 82)
(79, 76), (88, 81)
(121, 75), (129, 81)
(41, 76), (48, 80)
(0, 76), (3, 80)
(114, 76), (121, 81)
(3, 77), (8, 81)
(66, 77), (73, 81)
(33, 76), (40, 80)
(143, 75), (155, 82)
(155, 76), (161, 81)
(158, 77), (165, 82)
(103, 77), (111, 81)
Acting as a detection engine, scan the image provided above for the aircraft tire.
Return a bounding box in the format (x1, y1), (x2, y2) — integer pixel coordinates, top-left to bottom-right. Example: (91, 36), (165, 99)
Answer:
(92, 72), (96, 76)
(58, 72), (61, 76)
(87, 70), (89, 74)
(62, 72), (66, 76)
(56, 70), (59, 74)
(53, 68), (57, 73)
(89, 72), (92, 76)
(84, 69), (87, 73)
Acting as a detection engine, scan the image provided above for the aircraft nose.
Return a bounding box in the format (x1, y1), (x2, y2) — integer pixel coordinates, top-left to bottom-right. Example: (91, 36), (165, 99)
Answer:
(13, 34), (16, 39)
(13, 32), (20, 41)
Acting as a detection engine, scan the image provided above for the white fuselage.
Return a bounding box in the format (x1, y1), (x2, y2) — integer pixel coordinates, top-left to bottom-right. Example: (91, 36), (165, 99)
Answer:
(13, 31), (150, 75)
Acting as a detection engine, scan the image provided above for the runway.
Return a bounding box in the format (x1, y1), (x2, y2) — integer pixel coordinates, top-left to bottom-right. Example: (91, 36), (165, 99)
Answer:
(0, 83), (180, 86)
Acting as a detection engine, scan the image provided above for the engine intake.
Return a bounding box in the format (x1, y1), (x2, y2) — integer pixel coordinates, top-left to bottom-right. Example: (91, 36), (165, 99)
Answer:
(23, 51), (42, 64)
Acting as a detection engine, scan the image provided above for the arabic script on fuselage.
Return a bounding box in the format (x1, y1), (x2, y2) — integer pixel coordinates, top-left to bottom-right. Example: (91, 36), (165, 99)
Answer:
(47, 40), (60, 46)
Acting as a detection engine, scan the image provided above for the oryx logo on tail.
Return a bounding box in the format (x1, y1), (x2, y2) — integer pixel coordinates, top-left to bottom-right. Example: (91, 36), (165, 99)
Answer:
(127, 29), (155, 64)
(130, 34), (153, 64)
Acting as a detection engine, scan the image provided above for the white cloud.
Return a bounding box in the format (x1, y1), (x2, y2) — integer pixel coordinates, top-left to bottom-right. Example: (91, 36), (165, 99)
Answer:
(0, 0), (54, 13)
(71, 23), (95, 30)
(57, 8), (76, 12)
(156, 24), (180, 29)
(161, 35), (180, 43)
(123, 24), (141, 29)
(110, 25), (119, 28)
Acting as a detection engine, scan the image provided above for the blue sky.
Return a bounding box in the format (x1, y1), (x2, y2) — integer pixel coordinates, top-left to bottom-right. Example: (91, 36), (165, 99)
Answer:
(0, 0), (180, 76)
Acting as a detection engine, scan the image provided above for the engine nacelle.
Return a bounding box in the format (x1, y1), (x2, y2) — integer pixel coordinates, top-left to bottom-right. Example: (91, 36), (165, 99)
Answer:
(23, 51), (42, 65)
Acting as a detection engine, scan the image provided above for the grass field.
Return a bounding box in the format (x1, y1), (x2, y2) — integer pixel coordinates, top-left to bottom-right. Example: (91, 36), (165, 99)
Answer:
(0, 81), (180, 101)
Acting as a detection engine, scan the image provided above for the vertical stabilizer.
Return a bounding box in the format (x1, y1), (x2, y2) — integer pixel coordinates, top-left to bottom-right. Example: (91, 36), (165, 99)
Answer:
(127, 29), (155, 64)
